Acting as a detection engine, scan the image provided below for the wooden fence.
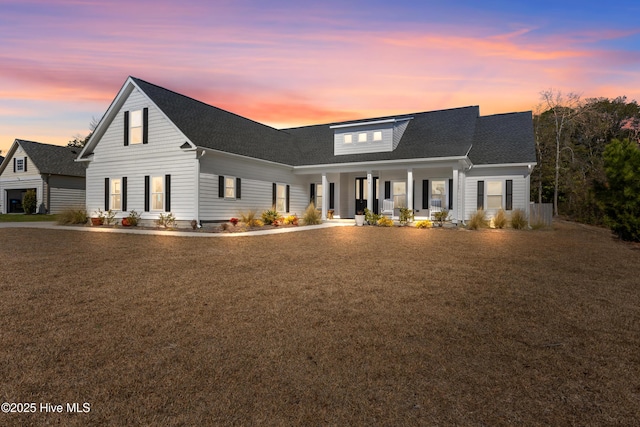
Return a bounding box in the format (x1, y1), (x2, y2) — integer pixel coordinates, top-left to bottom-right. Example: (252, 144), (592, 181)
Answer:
(529, 203), (553, 226)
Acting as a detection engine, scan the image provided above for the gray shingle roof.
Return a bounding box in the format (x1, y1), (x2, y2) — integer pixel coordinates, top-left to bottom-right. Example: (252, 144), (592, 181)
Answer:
(17, 140), (86, 176)
(468, 112), (537, 165)
(131, 77), (535, 167)
(131, 78), (302, 165)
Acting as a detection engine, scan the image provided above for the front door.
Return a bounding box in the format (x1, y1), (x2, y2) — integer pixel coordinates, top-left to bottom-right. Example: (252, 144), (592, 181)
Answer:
(355, 177), (379, 214)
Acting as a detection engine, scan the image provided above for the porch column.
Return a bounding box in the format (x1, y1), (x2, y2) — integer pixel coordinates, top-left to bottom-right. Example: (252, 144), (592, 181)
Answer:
(321, 173), (329, 220)
(407, 168), (413, 210)
(452, 167), (459, 223)
(366, 171), (373, 212)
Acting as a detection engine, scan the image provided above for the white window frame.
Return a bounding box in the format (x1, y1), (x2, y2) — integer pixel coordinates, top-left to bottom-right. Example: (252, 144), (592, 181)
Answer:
(392, 181), (407, 208)
(151, 176), (165, 211)
(224, 176), (236, 199)
(373, 131), (382, 141)
(487, 181), (503, 210)
(111, 178), (122, 211)
(315, 183), (323, 210)
(275, 183), (287, 213)
(343, 134), (352, 144)
(129, 109), (143, 144)
(358, 132), (367, 143)
(15, 158), (24, 172)
(431, 180), (447, 209)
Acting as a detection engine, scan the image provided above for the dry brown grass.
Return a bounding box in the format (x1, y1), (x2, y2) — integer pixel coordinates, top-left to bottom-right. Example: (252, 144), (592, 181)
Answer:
(1, 221), (639, 426)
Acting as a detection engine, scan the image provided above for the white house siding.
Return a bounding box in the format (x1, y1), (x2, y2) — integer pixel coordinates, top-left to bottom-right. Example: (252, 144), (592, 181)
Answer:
(333, 124), (393, 156)
(0, 177), (44, 213)
(49, 188), (86, 213)
(392, 119), (410, 150)
(0, 147), (43, 213)
(464, 167), (531, 220)
(85, 87), (198, 221)
(198, 152), (311, 220)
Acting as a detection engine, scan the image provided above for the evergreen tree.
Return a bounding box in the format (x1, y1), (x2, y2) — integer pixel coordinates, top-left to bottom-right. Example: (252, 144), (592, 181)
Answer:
(599, 138), (640, 241)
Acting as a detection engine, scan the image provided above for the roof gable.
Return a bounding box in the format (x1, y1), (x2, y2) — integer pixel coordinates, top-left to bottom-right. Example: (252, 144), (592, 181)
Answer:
(0, 139), (86, 177)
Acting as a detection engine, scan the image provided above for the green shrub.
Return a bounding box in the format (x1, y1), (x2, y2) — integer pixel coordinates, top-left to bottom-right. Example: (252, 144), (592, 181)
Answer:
(302, 202), (322, 225)
(283, 215), (299, 225)
(240, 210), (261, 227)
(126, 209), (141, 226)
(415, 219), (433, 229)
(493, 209), (507, 229)
(377, 216), (394, 227)
(432, 209), (449, 226)
(399, 207), (414, 225)
(510, 209), (528, 230)
(156, 212), (176, 228)
(103, 209), (117, 225)
(57, 208), (88, 225)
(23, 189), (37, 214)
(261, 208), (282, 225)
(364, 208), (380, 225)
(467, 210), (488, 230)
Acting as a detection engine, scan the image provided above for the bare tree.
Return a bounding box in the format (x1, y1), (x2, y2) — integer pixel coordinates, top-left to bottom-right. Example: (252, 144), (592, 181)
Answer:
(539, 89), (582, 216)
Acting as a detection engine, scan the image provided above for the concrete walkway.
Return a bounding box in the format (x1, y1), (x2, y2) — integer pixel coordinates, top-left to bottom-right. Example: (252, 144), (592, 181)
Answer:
(0, 220), (356, 237)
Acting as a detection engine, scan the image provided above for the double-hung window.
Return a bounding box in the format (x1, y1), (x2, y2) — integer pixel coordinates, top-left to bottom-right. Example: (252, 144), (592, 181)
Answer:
(315, 183), (323, 210)
(15, 158), (24, 172)
(393, 181), (407, 208)
(151, 176), (164, 210)
(487, 181), (503, 209)
(431, 180), (446, 209)
(111, 178), (122, 210)
(275, 184), (287, 212)
(129, 110), (143, 144)
(225, 177), (236, 199)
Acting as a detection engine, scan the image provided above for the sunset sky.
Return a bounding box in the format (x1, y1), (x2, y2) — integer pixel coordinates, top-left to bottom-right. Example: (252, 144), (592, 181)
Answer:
(1, 0), (639, 154)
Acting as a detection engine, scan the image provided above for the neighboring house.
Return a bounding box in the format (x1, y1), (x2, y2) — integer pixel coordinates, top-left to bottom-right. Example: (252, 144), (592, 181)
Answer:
(0, 140), (86, 214)
(77, 77), (536, 225)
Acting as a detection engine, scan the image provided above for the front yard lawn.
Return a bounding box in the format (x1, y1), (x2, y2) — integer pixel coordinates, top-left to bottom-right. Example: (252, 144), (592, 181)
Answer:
(0, 221), (639, 426)
(0, 213), (58, 222)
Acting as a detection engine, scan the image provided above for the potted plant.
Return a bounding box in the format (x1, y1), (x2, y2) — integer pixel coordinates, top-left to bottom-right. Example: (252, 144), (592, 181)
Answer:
(355, 210), (365, 226)
(121, 217), (131, 226)
(91, 209), (105, 226)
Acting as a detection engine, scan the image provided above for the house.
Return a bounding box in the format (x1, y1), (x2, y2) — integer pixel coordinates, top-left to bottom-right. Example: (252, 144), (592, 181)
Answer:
(0, 139), (86, 214)
(77, 77), (536, 225)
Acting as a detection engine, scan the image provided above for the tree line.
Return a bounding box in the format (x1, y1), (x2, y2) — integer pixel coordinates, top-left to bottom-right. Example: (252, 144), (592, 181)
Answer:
(533, 91), (640, 240)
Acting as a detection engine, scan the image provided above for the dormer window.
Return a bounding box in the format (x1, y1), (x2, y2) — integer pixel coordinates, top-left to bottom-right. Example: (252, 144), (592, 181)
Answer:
(358, 132), (367, 142)
(344, 134), (352, 144)
(373, 131), (382, 141)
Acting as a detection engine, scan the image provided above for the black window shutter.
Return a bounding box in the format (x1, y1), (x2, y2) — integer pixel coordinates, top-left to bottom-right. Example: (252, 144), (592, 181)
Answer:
(218, 175), (224, 198)
(23, 157), (27, 172)
(236, 178), (241, 199)
(142, 108), (149, 144)
(124, 111), (129, 146)
(310, 183), (315, 203)
(122, 177), (127, 211)
(272, 183), (277, 208)
(422, 180), (429, 209)
(144, 176), (150, 212)
(506, 180), (513, 210)
(329, 183), (335, 209)
(165, 174), (171, 212)
(286, 185), (290, 212)
(448, 179), (453, 210)
(13, 158), (16, 172)
(477, 180), (484, 210)
(384, 181), (391, 199)
(104, 178), (110, 210)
